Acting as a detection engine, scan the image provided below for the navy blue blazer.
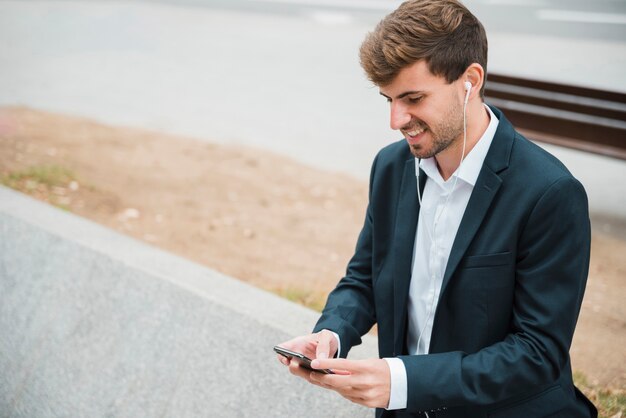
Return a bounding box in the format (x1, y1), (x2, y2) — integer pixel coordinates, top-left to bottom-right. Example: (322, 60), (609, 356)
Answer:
(314, 106), (596, 418)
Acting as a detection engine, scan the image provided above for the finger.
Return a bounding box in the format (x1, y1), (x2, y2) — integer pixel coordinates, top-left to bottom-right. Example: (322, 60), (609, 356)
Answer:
(276, 354), (289, 366)
(330, 368), (352, 376)
(315, 330), (335, 359)
(287, 360), (330, 388)
(304, 340), (319, 358)
(308, 372), (335, 389)
(288, 360), (314, 381)
(277, 334), (319, 359)
(309, 371), (355, 390)
(309, 372), (336, 390)
(311, 357), (360, 372)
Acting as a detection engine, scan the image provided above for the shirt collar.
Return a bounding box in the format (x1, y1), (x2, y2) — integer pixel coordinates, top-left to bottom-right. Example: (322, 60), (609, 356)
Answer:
(417, 104), (499, 187)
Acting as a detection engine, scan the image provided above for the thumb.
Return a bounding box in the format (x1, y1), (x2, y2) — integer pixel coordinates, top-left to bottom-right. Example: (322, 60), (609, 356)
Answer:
(315, 330), (337, 360)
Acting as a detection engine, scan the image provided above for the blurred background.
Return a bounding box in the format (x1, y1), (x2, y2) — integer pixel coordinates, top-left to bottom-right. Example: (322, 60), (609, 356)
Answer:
(1, 0), (624, 175)
(1, 0), (625, 416)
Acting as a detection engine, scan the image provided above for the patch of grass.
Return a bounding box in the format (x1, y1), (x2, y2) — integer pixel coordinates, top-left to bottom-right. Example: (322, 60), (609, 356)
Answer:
(278, 286), (327, 312)
(2, 165), (74, 188)
(1, 164), (78, 211)
(574, 371), (625, 418)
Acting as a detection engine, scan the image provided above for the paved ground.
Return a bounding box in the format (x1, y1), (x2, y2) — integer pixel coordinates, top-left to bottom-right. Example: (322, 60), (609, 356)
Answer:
(0, 186), (378, 417)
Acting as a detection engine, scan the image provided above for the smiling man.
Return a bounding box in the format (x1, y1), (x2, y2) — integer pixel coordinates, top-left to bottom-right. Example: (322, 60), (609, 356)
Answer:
(276, 1), (597, 417)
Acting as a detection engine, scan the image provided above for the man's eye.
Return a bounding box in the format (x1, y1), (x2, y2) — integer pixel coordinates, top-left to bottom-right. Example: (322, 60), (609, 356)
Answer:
(408, 96), (423, 103)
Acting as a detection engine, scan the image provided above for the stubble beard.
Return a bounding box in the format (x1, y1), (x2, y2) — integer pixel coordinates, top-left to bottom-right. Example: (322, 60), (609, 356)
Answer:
(408, 99), (464, 160)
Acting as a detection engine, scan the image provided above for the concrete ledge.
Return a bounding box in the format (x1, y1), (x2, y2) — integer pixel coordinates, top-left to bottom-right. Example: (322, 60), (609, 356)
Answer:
(0, 186), (378, 417)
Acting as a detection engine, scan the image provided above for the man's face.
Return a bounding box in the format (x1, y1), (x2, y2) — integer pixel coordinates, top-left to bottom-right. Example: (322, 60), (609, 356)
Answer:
(379, 60), (464, 160)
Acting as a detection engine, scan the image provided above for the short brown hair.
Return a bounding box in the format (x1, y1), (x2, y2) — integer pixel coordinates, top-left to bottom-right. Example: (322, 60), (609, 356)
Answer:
(359, 0), (488, 96)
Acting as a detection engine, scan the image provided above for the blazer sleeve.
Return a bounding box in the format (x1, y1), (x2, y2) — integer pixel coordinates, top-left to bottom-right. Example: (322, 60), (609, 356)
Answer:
(400, 175), (591, 412)
(312, 153), (380, 358)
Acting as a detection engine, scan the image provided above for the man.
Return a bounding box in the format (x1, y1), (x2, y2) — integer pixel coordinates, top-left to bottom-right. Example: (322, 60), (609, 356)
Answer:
(276, 1), (597, 417)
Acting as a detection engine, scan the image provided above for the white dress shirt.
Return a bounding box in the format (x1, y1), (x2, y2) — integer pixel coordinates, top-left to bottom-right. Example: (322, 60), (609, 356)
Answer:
(384, 105), (499, 410)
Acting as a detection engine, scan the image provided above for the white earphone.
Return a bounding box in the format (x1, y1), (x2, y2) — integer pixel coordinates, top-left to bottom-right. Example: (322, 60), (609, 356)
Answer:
(464, 81), (472, 105)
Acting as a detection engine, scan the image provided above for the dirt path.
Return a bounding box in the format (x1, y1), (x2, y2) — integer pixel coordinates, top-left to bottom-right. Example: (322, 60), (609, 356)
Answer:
(1, 106), (624, 390)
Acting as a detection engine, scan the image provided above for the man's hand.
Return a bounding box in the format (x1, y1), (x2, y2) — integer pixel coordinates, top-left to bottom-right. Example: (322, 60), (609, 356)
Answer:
(275, 330), (338, 368)
(308, 358), (391, 409)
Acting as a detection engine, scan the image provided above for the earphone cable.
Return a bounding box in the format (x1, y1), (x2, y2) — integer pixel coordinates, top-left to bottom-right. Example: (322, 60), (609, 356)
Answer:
(414, 84), (470, 353)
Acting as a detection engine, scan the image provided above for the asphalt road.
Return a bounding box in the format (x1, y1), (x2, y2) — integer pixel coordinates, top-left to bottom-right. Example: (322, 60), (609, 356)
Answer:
(1, 0), (624, 236)
(0, 186), (377, 417)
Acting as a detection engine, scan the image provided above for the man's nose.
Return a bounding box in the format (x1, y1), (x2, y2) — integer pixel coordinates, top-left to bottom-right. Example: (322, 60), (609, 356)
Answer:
(390, 102), (411, 131)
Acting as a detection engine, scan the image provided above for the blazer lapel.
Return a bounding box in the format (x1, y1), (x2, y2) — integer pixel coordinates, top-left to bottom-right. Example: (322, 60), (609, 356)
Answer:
(440, 168), (502, 296)
(392, 159), (426, 354)
(438, 105), (513, 300)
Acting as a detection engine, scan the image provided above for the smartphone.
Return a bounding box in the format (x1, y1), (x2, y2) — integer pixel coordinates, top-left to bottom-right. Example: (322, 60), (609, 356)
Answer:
(273, 346), (334, 374)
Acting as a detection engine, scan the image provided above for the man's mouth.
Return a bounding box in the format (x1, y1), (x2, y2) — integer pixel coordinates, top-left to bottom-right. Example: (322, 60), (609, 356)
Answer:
(405, 126), (425, 137)
(403, 125), (427, 141)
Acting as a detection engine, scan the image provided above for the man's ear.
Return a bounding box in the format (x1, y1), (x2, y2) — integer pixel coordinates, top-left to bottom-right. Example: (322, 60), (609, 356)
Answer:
(463, 63), (485, 97)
